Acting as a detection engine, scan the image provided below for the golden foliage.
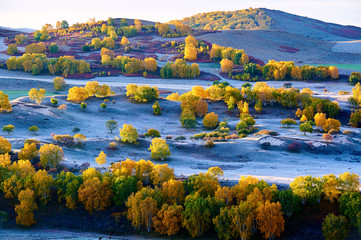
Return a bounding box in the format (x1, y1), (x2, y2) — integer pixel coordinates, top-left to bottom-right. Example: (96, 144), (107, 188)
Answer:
(28, 88), (46, 104)
(95, 151), (107, 165)
(0, 91), (12, 112)
(323, 118), (341, 132)
(151, 164), (174, 186)
(203, 112), (219, 129)
(256, 201), (285, 240)
(0, 136), (12, 154)
(119, 124), (139, 143)
(39, 144), (64, 168)
(162, 179), (186, 205)
(15, 189), (38, 227)
(220, 58), (234, 72)
(153, 203), (183, 236)
(53, 77), (66, 90)
(18, 143), (38, 160)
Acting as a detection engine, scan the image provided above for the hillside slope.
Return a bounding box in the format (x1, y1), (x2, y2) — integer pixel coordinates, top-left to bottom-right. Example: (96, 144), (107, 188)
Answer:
(172, 8), (361, 41)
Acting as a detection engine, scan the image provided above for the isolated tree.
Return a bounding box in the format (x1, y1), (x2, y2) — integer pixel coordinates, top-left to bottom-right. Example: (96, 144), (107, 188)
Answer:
(15, 189), (38, 227)
(0, 91), (12, 112)
(121, 36), (130, 46)
(2, 124), (15, 135)
(149, 138), (171, 160)
(7, 44), (18, 55)
(53, 77), (66, 90)
(28, 88), (46, 104)
(152, 101), (161, 115)
(0, 137), (11, 154)
(322, 213), (350, 240)
(74, 134), (86, 145)
(153, 203), (183, 236)
(203, 112), (219, 129)
(100, 103), (107, 110)
(220, 59), (234, 72)
(134, 19), (142, 32)
(28, 126), (39, 135)
(119, 124), (139, 143)
(299, 122), (313, 135)
(95, 151), (107, 165)
(39, 144), (64, 168)
(105, 120), (118, 134)
(18, 143), (38, 160)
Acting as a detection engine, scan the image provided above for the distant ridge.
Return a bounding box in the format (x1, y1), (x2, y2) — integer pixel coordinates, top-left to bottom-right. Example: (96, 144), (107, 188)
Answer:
(171, 8), (361, 41)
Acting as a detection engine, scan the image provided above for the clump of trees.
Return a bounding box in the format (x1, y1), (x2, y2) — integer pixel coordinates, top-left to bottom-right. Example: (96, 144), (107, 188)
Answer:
(126, 84), (159, 103)
(67, 81), (112, 102)
(6, 54), (90, 76)
(160, 59), (200, 79)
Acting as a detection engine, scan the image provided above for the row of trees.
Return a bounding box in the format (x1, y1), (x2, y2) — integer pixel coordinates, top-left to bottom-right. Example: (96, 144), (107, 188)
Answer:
(67, 81), (113, 102)
(6, 54), (90, 76)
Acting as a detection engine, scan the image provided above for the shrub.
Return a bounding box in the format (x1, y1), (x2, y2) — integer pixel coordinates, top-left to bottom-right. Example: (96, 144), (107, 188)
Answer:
(7, 44), (18, 55)
(50, 98), (58, 106)
(82, 45), (91, 52)
(323, 119), (341, 132)
(191, 132), (207, 140)
(205, 140), (215, 148)
(28, 126), (39, 135)
(255, 129), (278, 136)
(74, 134), (86, 144)
(52, 134), (75, 145)
(100, 103), (107, 110)
(149, 138), (171, 160)
(174, 136), (186, 141)
(152, 101), (161, 115)
(180, 111), (197, 129)
(321, 213), (350, 240)
(203, 112), (219, 129)
(322, 133), (333, 141)
(144, 129), (161, 138)
(48, 43), (59, 54)
(119, 124), (138, 143)
(81, 102), (87, 111)
(287, 142), (302, 152)
(349, 72), (361, 84)
(281, 118), (297, 127)
(72, 127), (80, 133)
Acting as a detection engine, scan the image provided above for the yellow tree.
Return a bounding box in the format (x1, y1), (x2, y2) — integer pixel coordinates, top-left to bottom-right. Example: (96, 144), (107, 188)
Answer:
(322, 174), (341, 203)
(162, 179), (186, 205)
(338, 172), (360, 192)
(111, 158), (136, 177)
(153, 203), (183, 236)
(143, 58), (157, 72)
(256, 201), (285, 240)
(0, 136), (12, 154)
(323, 118), (341, 132)
(185, 35), (198, 47)
(215, 186), (234, 206)
(121, 36), (130, 46)
(119, 124), (139, 143)
(149, 138), (171, 160)
(140, 197), (158, 232)
(184, 45), (197, 61)
(15, 189), (38, 227)
(203, 112), (219, 129)
(314, 113), (327, 130)
(39, 144), (64, 168)
(151, 164), (174, 186)
(0, 153), (11, 167)
(28, 88), (46, 104)
(53, 77), (66, 90)
(241, 54), (249, 65)
(78, 176), (113, 214)
(32, 169), (54, 204)
(134, 19), (142, 32)
(220, 59), (233, 72)
(195, 98), (208, 117)
(135, 159), (154, 184)
(0, 91), (12, 112)
(18, 143), (38, 160)
(67, 86), (88, 102)
(231, 202), (254, 240)
(95, 151), (107, 166)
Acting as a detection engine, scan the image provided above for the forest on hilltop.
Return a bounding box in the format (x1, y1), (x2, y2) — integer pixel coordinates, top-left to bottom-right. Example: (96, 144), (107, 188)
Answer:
(169, 8), (272, 31)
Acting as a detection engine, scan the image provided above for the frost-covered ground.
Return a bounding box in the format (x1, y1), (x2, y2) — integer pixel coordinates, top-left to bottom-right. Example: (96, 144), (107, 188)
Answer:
(0, 64), (360, 186)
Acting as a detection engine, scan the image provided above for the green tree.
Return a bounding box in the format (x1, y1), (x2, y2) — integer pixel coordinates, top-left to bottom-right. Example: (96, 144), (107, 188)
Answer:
(7, 44), (18, 55)
(149, 138), (171, 160)
(2, 124), (15, 135)
(322, 213), (350, 240)
(119, 124), (139, 143)
(277, 189), (301, 217)
(28, 126), (39, 135)
(105, 120), (118, 134)
(153, 101), (161, 115)
(299, 122), (313, 135)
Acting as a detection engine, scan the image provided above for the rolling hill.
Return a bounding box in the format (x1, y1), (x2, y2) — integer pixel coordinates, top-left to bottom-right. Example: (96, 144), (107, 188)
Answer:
(171, 8), (361, 41)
